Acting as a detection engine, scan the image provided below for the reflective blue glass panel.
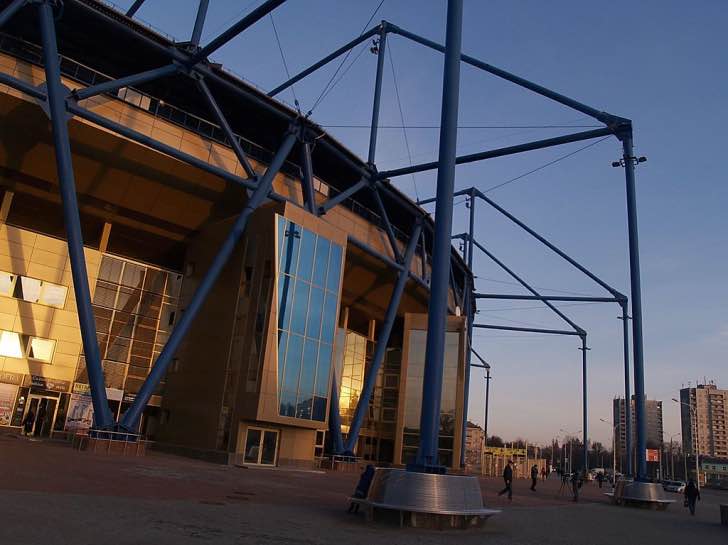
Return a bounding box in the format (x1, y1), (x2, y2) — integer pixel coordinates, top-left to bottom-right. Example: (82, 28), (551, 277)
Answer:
(326, 243), (342, 292)
(315, 343), (332, 397)
(312, 396), (327, 421)
(306, 286), (324, 339)
(297, 229), (316, 281)
(321, 292), (337, 345)
(278, 274), (294, 330)
(299, 339), (318, 400)
(312, 237), (330, 287)
(290, 280), (310, 336)
(282, 333), (303, 393)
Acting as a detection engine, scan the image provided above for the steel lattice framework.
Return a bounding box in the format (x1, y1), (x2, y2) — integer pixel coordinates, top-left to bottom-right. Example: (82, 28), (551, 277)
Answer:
(0, 0), (651, 480)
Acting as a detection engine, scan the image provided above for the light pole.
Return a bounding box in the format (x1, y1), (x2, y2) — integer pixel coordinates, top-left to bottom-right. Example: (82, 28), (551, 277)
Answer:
(673, 398), (699, 489)
(560, 428), (581, 474)
(600, 418), (618, 484)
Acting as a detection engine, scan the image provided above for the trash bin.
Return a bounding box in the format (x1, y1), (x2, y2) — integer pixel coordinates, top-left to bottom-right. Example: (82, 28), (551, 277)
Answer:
(721, 504), (728, 526)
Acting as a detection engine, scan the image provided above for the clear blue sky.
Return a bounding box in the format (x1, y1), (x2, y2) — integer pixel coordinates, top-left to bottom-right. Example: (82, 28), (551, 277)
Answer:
(113, 0), (727, 447)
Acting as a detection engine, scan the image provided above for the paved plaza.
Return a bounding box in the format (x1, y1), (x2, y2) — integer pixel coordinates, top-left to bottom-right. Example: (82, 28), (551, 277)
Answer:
(0, 433), (725, 545)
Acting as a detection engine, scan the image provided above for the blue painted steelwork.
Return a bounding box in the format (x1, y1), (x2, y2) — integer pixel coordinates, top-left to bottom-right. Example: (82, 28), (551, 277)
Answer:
(190, 0), (288, 65)
(72, 63), (179, 101)
(0, 72), (45, 100)
(367, 23), (387, 164)
(460, 192), (475, 467)
(196, 77), (257, 179)
(579, 335), (590, 473)
(37, 0), (114, 429)
(474, 294), (619, 303)
(378, 127), (613, 180)
(0, 0), (26, 28)
(385, 22), (613, 124)
(620, 301), (633, 476)
(371, 186), (402, 263)
(344, 220), (423, 454)
(125, 0), (145, 17)
(414, 0), (463, 471)
(619, 126), (648, 481)
(191, 0), (210, 46)
(67, 104), (259, 192)
(300, 140), (317, 215)
(474, 324), (580, 336)
(119, 127), (299, 431)
(318, 178), (369, 215)
(328, 369), (345, 454)
(467, 236), (583, 335)
(268, 27), (381, 98)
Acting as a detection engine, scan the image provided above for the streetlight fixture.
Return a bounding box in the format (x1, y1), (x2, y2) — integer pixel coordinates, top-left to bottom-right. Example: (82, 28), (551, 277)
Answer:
(600, 417), (619, 485)
(673, 398), (700, 489)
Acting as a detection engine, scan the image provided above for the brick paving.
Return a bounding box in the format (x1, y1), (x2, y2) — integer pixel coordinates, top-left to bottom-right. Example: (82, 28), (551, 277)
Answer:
(0, 432), (726, 544)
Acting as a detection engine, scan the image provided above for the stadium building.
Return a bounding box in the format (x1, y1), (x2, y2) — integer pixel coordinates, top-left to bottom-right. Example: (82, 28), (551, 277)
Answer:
(0, 0), (471, 469)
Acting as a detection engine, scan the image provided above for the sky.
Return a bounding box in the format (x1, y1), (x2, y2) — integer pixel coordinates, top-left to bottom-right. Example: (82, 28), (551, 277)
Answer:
(110, 0), (728, 447)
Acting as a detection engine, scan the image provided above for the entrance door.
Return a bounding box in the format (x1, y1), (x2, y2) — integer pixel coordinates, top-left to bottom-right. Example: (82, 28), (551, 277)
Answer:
(25, 396), (58, 437)
(243, 427), (279, 465)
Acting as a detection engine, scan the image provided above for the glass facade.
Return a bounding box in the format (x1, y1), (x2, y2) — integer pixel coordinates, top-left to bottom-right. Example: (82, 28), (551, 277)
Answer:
(402, 330), (460, 467)
(276, 216), (342, 422)
(77, 255), (183, 392)
(339, 331), (367, 429)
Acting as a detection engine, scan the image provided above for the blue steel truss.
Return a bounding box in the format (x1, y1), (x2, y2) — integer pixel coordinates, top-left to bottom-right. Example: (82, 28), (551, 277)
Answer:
(0, 0), (651, 481)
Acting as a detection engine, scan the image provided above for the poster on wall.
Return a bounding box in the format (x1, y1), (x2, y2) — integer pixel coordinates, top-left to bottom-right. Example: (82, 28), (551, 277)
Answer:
(65, 393), (93, 432)
(0, 383), (18, 426)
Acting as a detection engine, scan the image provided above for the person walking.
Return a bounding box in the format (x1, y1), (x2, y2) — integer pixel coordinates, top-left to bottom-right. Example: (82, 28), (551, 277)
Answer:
(22, 409), (34, 436)
(684, 479), (700, 516)
(541, 466), (547, 482)
(497, 460), (514, 501)
(571, 469), (580, 502)
(530, 464), (539, 491)
(348, 464), (375, 513)
(596, 471), (604, 489)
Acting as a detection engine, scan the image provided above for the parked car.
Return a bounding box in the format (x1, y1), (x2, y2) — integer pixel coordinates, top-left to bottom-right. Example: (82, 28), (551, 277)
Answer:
(662, 480), (686, 493)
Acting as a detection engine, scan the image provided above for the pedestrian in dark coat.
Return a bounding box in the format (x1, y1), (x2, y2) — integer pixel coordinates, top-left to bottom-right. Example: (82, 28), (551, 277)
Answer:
(571, 470), (580, 502)
(348, 464), (375, 513)
(22, 410), (34, 436)
(530, 464), (539, 491)
(684, 480), (700, 516)
(497, 460), (514, 500)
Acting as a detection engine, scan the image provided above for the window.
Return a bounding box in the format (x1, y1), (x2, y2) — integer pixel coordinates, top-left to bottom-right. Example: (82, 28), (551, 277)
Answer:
(0, 270), (67, 308)
(0, 271), (15, 296)
(0, 331), (22, 358)
(276, 216), (343, 422)
(27, 337), (56, 363)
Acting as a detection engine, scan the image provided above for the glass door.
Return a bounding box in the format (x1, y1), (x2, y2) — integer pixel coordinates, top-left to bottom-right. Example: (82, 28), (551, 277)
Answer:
(24, 396), (58, 437)
(243, 427), (279, 465)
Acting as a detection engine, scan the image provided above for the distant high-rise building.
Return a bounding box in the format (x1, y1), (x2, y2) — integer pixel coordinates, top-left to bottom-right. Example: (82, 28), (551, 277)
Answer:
(679, 383), (728, 458)
(613, 397), (664, 463)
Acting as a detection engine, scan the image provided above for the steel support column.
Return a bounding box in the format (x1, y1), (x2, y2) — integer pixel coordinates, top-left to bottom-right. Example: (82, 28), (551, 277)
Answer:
(367, 24), (387, 164)
(460, 191), (476, 466)
(72, 64), (179, 102)
(120, 127), (298, 430)
(196, 77), (257, 179)
(125, 0), (145, 17)
(0, 0), (27, 28)
(371, 186), (402, 263)
(621, 128), (648, 480)
(579, 335), (589, 473)
(328, 368), (345, 454)
(268, 27), (380, 97)
(300, 140), (317, 215)
(620, 301), (633, 477)
(191, 0), (210, 46)
(191, 0), (287, 64)
(378, 127), (612, 180)
(415, 0), (463, 470)
(484, 368), (491, 445)
(38, 0), (114, 428)
(343, 221), (423, 454)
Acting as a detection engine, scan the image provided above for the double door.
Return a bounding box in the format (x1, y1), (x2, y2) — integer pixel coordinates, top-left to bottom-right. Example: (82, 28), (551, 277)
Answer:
(24, 395), (58, 437)
(243, 427), (279, 465)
